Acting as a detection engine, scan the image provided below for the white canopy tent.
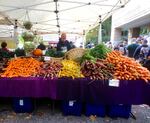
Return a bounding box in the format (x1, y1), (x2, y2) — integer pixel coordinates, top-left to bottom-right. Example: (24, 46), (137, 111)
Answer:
(0, 0), (130, 43)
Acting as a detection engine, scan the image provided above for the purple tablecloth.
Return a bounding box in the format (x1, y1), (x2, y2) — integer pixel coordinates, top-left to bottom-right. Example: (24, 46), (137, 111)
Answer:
(0, 78), (149, 105)
(0, 78), (55, 98)
(51, 78), (150, 105)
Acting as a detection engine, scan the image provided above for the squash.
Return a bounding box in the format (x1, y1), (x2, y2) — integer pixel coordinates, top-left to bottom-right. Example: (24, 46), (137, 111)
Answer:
(33, 49), (43, 56)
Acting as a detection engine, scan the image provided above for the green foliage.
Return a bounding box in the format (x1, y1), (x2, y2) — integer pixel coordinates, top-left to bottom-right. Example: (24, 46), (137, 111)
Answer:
(140, 26), (149, 35)
(81, 43), (111, 64)
(24, 42), (35, 54)
(23, 21), (33, 30)
(22, 32), (35, 42)
(86, 17), (111, 44)
(45, 49), (56, 57)
(80, 50), (96, 63)
(89, 43), (111, 59)
(102, 17), (111, 42)
(86, 26), (98, 45)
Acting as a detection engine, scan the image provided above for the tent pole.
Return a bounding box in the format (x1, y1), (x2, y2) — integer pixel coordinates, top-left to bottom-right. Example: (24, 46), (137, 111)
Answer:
(98, 15), (102, 44)
(82, 30), (86, 48)
(14, 19), (18, 48)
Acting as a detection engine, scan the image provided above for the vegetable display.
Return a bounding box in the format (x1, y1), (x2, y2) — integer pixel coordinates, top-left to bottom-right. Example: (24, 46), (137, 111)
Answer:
(37, 61), (62, 78)
(80, 50), (96, 63)
(45, 49), (56, 57)
(89, 43), (111, 59)
(106, 51), (150, 82)
(59, 60), (84, 79)
(1, 58), (42, 77)
(81, 59), (114, 80)
(0, 46), (150, 83)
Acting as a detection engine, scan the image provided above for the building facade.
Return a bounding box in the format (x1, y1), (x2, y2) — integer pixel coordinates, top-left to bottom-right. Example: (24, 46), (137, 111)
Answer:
(111, 0), (150, 42)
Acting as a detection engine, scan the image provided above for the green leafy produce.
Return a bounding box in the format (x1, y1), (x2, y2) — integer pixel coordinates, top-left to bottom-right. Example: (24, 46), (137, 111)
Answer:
(45, 49), (56, 57)
(81, 50), (96, 63)
(90, 43), (111, 59)
(55, 51), (65, 58)
(22, 32), (35, 42)
(24, 42), (35, 55)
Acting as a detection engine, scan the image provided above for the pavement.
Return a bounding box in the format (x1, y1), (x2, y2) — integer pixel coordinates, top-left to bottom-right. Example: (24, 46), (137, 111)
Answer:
(0, 99), (149, 123)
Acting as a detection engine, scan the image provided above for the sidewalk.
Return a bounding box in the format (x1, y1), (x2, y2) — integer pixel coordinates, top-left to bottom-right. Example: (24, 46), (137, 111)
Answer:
(0, 105), (149, 123)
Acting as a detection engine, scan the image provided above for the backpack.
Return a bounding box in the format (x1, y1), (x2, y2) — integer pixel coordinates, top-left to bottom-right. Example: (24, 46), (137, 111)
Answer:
(140, 46), (150, 58)
(139, 45), (150, 63)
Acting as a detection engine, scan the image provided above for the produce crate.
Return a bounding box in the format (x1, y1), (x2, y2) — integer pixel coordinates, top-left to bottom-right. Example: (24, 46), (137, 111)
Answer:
(85, 103), (106, 117)
(107, 104), (132, 118)
(12, 97), (34, 113)
(62, 100), (82, 116)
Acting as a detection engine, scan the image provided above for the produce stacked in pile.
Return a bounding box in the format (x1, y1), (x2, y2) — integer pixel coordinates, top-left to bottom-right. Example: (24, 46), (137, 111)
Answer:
(81, 59), (114, 80)
(59, 60), (84, 79)
(81, 43), (111, 63)
(0, 42), (150, 82)
(80, 43), (114, 80)
(106, 51), (150, 82)
(37, 61), (62, 78)
(1, 58), (42, 77)
(90, 44), (111, 59)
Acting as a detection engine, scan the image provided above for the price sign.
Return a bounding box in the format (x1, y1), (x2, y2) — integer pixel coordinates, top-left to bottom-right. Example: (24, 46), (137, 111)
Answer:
(109, 79), (120, 87)
(44, 56), (51, 61)
(69, 100), (76, 106)
(19, 100), (24, 106)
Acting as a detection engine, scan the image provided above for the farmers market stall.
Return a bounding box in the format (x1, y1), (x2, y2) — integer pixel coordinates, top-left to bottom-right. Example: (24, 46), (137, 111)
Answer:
(0, 77), (149, 105)
(0, 45), (150, 117)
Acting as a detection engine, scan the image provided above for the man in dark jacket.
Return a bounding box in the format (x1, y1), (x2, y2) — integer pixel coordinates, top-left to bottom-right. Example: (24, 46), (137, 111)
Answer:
(57, 33), (71, 52)
(127, 39), (139, 58)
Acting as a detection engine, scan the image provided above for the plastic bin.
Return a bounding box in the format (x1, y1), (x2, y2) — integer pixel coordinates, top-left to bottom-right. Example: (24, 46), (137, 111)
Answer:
(108, 104), (131, 118)
(85, 103), (106, 117)
(62, 100), (82, 116)
(12, 97), (34, 113)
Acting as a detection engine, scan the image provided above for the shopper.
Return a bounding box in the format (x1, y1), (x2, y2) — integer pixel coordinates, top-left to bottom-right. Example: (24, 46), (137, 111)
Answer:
(56, 33), (71, 52)
(127, 38), (139, 58)
(133, 39), (150, 63)
(118, 42), (126, 55)
(107, 41), (113, 49)
(0, 42), (14, 59)
(1, 42), (9, 52)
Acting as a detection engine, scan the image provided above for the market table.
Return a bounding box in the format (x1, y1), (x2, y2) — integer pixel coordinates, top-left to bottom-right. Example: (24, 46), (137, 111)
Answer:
(0, 78), (53, 97)
(51, 78), (150, 105)
(0, 78), (149, 105)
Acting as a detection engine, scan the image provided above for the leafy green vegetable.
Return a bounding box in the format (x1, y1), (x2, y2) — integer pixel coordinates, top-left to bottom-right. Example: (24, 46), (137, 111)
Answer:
(80, 50), (96, 64)
(89, 43), (111, 59)
(45, 49), (56, 57)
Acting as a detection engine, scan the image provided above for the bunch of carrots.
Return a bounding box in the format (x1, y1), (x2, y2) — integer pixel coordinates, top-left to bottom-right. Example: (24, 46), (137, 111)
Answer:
(1, 57), (42, 77)
(106, 51), (150, 82)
